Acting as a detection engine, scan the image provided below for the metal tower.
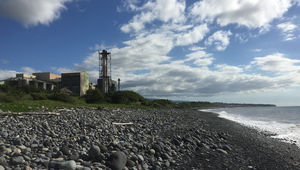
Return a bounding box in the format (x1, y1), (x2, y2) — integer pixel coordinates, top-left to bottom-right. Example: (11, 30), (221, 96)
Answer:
(98, 50), (111, 93)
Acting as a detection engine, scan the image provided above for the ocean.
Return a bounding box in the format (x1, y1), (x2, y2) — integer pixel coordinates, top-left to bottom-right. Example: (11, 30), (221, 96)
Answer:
(201, 106), (300, 147)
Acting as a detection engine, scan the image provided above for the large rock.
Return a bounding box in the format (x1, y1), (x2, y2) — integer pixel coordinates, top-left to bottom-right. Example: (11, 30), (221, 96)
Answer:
(62, 160), (77, 170)
(109, 151), (127, 170)
(0, 156), (8, 166)
(88, 145), (101, 161)
(11, 156), (25, 165)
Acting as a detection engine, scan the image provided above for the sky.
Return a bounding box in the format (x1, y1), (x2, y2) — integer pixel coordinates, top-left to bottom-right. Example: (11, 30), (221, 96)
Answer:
(1, 0), (300, 106)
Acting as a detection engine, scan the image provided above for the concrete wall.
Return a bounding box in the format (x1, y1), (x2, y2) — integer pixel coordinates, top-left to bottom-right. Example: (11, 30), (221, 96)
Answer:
(16, 74), (36, 79)
(61, 72), (89, 96)
(33, 72), (61, 81)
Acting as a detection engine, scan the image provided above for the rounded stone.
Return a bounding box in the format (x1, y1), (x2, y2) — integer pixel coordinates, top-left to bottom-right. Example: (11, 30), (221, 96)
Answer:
(137, 155), (144, 162)
(150, 149), (155, 155)
(109, 151), (127, 170)
(88, 145), (101, 161)
(126, 160), (135, 167)
(11, 156), (25, 165)
(42, 147), (49, 152)
(164, 160), (170, 167)
(14, 148), (22, 153)
(62, 160), (77, 170)
(3, 148), (12, 153)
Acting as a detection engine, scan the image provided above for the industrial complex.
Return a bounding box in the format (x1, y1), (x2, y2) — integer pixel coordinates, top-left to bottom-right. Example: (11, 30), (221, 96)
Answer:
(0, 50), (120, 96)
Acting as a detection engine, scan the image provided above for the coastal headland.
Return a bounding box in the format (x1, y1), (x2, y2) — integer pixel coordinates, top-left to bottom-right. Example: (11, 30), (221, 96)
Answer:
(0, 107), (300, 170)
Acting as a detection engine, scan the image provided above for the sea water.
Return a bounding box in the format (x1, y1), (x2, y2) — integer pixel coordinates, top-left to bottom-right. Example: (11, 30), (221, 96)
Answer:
(201, 106), (300, 147)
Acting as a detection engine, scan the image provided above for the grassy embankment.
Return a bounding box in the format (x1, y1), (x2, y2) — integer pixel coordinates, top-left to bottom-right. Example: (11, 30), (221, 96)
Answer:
(0, 85), (222, 112)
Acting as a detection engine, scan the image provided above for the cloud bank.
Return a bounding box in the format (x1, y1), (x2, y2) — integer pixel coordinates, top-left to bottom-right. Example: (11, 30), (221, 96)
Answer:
(0, 0), (72, 26)
(190, 0), (292, 29)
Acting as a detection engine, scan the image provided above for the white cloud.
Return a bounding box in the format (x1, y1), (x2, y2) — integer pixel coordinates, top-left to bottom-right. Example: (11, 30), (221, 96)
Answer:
(205, 30), (232, 51)
(21, 67), (37, 74)
(277, 21), (298, 41)
(57, 44), (300, 98)
(190, 0), (292, 29)
(249, 53), (300, 74)
(0, 70), (17, 80)
(0, 0), (72, 26)
(120, 62), (290, 97)
(185, 50), (214, 67)
(175, 24), (209, 46)
(215, 64), (243, 74)
(188, 46), (205, 51)
(253, 49), (262, 52)
(52, 67), (74, 73)
(121, 0), (186, 33)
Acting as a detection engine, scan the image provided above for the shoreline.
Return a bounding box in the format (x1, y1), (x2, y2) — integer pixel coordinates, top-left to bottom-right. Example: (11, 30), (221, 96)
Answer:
(200, 107), (300, 147)
(0, 107), (300, 169)
(192, 109), (300, 169)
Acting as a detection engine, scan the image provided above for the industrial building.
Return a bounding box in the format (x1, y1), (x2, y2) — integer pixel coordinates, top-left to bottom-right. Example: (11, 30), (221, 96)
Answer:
(4, 72), (61, 91)
(97, 50), (120, 92)
(0, 49), (120, 95)
(2, 72), (89, 96)
(61, 72), (89, 96)
(33, 72), (61, 81)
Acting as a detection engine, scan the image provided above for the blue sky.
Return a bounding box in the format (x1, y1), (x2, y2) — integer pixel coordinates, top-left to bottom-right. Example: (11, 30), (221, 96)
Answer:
(1, 0), (300, 106)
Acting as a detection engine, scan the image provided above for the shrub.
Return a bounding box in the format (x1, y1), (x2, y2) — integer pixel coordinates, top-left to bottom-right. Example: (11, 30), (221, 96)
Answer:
(47, 92), (75, 103)
(31, 93), (47, 100)
(151, 99), (175, 107)
(84, 89), (105, 103)
(21, 85), (43, 93)
(0, 94), (18, 103)
(104, 92), (114, 103)
(111, 91), (147, 104)
(59, 88), (73, 96)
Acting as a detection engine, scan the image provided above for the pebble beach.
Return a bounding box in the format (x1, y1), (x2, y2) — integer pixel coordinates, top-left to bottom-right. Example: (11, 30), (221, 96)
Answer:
(0, 107), (300, 170)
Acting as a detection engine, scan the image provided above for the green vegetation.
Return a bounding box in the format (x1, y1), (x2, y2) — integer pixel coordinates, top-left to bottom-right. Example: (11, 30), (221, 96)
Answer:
(111, 90), (148, 105)
(0, 85), (273, 112)
(150, 99), (176, 108)
(0, 85), (180, 112)
(85, 89), (105, 103)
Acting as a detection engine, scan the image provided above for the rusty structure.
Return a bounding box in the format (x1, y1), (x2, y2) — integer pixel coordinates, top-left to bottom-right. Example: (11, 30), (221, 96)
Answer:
(118, 78), (120, 91)
(97, 50), (117, 93)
